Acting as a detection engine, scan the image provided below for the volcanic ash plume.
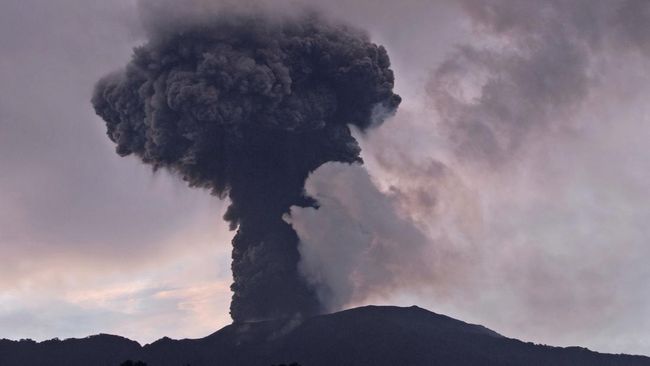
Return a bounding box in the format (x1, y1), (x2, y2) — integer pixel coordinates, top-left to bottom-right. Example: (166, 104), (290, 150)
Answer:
(91, 13), (401, 322)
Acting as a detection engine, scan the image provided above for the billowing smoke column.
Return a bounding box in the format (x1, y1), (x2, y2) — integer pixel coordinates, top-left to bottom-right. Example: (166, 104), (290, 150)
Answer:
(91, 13), (400, 322)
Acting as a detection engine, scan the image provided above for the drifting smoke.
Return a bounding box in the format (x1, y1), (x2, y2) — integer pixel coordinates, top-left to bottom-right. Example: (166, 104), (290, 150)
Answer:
(431, 0), (650, 168)
(290, 162), (476, 311)
(92, 12), (400, 322)
(292, 0), (650, 328)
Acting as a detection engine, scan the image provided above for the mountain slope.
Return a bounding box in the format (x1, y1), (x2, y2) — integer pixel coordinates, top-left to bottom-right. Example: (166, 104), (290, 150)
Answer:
(1, 305), (648, 366)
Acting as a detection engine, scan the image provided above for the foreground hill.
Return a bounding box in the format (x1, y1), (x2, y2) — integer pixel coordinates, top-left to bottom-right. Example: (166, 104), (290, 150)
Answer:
(1, 305), (648, 365)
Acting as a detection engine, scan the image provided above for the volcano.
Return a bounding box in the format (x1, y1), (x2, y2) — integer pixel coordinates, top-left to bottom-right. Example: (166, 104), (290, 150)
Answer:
(1, 305), (648, 366)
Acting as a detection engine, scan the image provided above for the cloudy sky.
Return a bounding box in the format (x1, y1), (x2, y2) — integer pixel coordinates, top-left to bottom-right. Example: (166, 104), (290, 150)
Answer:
(2, 0), (650, 356)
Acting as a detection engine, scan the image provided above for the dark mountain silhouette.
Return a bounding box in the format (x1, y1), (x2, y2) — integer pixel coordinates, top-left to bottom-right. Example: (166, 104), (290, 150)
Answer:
(1, 305), (648, 366)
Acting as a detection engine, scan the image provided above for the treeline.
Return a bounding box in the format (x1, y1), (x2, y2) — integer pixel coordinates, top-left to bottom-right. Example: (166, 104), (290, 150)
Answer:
(120, 361), (302, 366)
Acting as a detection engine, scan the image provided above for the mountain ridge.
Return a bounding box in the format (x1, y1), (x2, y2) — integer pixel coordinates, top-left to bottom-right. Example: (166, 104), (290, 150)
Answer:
(1, 305), (648, 365)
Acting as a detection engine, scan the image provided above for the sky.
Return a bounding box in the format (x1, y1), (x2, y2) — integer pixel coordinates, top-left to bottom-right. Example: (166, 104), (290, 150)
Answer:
(1, 0), (650, 356)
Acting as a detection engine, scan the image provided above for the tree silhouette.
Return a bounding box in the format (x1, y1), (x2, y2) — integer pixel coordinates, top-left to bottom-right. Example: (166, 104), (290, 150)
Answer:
(120, 360), (147, 366)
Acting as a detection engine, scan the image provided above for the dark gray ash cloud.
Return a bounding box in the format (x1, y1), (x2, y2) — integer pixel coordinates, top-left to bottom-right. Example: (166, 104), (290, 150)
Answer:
(92, 10), (400, 321)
